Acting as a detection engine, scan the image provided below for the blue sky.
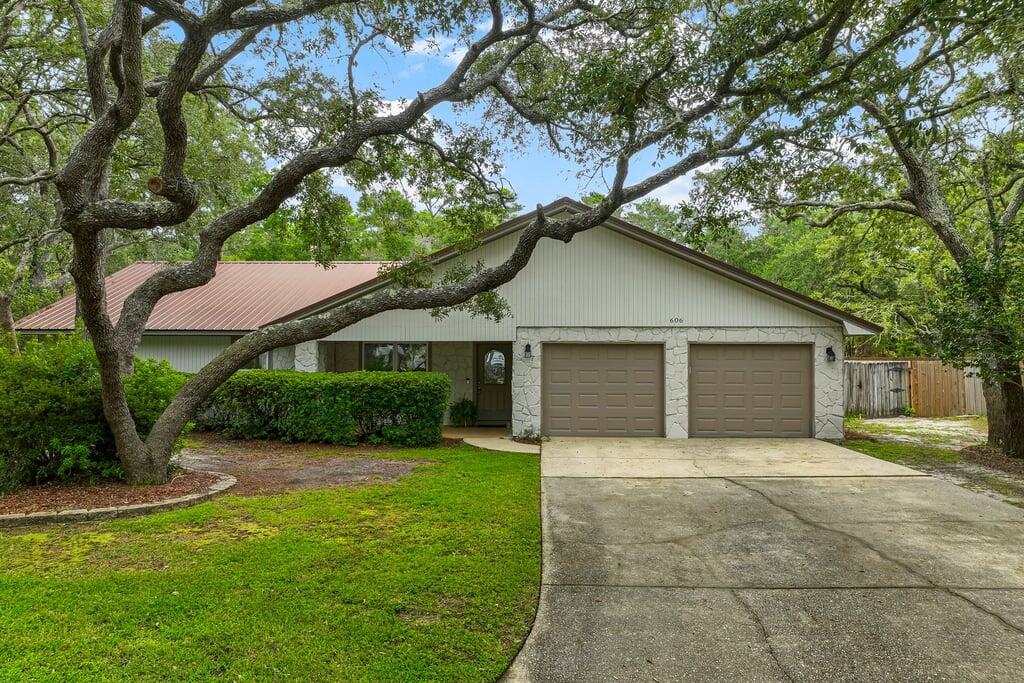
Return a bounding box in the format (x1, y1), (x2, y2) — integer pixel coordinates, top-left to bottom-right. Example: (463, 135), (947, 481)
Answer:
(315, 30), (696, 211)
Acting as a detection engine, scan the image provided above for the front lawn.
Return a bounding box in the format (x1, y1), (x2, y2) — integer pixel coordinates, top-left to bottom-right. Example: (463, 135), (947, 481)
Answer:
(0, 443), (540, 681)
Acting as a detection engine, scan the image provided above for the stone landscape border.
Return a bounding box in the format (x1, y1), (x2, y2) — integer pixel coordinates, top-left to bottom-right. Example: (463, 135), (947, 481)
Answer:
(0, 471), (237, 528)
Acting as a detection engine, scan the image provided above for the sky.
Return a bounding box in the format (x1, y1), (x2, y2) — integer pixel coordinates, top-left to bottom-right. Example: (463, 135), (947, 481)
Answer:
(303, 25), (698, 211)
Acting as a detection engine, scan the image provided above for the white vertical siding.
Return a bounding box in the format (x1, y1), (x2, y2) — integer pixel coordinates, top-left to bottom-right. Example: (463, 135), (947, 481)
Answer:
(137, 335), (232, 372)
(324, 225), (832, 342)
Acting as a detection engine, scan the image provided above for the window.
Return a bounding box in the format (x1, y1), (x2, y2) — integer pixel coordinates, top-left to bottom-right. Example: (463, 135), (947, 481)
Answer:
(362, 343), (429, 371)
(482, 349), (506, 384)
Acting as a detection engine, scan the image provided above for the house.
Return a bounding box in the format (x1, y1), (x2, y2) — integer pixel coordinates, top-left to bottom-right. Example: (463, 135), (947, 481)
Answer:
(16, 197), (880, 439)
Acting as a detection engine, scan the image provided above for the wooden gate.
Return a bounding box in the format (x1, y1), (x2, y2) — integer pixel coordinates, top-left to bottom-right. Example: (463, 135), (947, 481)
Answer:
(845, 361), (911, 417)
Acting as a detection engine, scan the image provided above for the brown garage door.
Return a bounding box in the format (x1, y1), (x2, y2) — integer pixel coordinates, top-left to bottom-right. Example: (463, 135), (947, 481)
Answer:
(689, 344), (812, 437)
(543, 344), (664, 436)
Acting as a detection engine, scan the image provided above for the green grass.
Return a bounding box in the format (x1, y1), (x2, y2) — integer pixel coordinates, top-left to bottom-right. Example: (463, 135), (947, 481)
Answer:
(0, 445), (541, 682)
(980, 475), (1024, 505)
(842, 439), (962, 467)
(948, 414), (989, 432)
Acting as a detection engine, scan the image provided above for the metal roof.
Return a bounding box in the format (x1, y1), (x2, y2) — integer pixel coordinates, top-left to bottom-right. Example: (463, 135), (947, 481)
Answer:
(16, 261), (388, 332)
(16, 198), (883, 337)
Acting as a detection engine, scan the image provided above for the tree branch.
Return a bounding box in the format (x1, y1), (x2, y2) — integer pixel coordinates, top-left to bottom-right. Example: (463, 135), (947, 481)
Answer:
(775, 198), (921, 227)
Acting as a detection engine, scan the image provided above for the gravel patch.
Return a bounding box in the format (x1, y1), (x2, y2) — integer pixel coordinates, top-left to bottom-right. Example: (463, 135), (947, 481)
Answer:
(962, 445), (1024, 477)
(857, 416), (986, 448)
(179, 433), (424, 496)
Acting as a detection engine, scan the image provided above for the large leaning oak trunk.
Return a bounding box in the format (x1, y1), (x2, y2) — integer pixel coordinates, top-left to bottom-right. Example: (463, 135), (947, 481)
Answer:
(984, 363), (1024, 458)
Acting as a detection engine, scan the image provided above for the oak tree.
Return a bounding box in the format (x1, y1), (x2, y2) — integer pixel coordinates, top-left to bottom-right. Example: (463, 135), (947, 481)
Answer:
(21, 0), (962, 482)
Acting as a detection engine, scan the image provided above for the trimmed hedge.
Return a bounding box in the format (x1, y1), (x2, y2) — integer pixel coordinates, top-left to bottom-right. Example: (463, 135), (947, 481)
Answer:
(0, 335), (188, 492)
(198, 370), (451, 447)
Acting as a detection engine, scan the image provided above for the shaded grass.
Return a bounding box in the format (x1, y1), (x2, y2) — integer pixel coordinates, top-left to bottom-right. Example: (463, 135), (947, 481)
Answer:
(979, 476), (1024, 507)
(842, 439), (962, 467)
(0, 444), (541, 682)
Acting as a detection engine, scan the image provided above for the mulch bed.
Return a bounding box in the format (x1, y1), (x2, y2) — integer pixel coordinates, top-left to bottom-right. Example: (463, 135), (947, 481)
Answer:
(961, 445), (1024, 477)
(180, 433), (426, 496)
(0, 469), (220, 515)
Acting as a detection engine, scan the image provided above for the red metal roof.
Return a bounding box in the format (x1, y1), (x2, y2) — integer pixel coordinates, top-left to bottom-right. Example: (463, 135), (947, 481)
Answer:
(16, 261), (388, 332)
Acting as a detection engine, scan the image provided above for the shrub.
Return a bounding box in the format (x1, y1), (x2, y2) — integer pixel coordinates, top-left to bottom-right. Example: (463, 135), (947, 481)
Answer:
(0, 335), (188, 493)
(449, 399), (477, 427)
(198, 370), (451, 447)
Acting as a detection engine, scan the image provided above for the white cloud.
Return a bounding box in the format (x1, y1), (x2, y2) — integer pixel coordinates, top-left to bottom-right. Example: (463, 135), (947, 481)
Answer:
(445, 46), (468, 64)
(646, 175), (695, 206)
(409, 35), (468, 64)
(377, 98), (410, 116)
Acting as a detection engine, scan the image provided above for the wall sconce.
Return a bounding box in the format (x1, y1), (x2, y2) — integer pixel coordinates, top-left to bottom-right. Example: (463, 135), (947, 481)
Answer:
(825, 346), (837, 362)
(523, 343), (532, 360)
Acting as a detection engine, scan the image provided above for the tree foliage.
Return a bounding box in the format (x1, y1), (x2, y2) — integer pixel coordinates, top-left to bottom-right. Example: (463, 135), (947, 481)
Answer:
(679, 0), (1024, 453)
(10, 0), (976, 481)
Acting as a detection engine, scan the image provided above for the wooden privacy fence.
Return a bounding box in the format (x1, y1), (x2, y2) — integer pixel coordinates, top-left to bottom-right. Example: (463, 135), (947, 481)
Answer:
(845, 361), (910, 418)
(845, 360), (987, 417)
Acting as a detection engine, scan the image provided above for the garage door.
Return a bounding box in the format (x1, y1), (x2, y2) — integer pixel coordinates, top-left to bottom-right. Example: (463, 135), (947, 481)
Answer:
(689, 344), (812, 437)
(543, 344), (664, 436)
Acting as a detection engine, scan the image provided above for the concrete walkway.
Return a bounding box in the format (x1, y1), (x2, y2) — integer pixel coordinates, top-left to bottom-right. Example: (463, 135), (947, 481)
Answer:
(505, 438), (1024, 682)
(444, 427), (541, 454)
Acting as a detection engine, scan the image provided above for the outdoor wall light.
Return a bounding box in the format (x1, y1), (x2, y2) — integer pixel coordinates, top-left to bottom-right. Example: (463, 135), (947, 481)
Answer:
(523, 343), (532, 359)
(825, 346), (837, 362)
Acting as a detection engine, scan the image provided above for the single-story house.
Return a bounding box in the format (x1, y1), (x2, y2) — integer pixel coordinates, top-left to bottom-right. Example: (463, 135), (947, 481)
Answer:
(16, 197), (880, 439)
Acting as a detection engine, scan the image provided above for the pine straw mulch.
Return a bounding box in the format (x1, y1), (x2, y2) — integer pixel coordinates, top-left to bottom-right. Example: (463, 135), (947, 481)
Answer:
(0, 469), (220, 515)
(961, 445), (1024, 477)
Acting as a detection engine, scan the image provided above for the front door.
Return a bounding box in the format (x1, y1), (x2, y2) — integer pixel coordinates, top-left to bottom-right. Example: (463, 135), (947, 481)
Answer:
(476, 343), (513, 425)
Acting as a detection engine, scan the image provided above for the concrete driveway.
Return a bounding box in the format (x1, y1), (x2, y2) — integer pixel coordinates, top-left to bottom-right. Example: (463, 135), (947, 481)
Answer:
(505, 438), (1024, 682)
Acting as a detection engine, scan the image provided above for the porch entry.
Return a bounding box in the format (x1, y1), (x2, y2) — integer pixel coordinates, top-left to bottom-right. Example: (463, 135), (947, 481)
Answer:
(475, 342), (513, 425)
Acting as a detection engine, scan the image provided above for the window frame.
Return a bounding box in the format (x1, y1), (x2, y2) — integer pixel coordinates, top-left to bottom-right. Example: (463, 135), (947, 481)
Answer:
(481, 348), (508, 385)
(360, 341), (431, 372)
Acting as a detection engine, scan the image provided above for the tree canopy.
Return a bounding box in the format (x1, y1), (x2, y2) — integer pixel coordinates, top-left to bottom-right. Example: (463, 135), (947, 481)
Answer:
(678, 0), (1024, 452)
(4, 0), (1008, 479)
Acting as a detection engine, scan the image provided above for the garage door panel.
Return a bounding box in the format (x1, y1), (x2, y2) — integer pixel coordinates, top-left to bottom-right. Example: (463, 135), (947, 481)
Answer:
(721, 394), (745, 408)
(632, 393), (657, 409)
(542, 344), (664, 436)
(631, 347), (660, 361)
(689, 344), (812, 437)
(606, 369), (628, 383)
(603, 392), (627, 408)
(548, 392), (571, 407)
(780, 395), (803, 409)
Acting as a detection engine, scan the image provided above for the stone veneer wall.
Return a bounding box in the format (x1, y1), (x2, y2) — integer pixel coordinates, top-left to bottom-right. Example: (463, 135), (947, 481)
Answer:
(294, 340), (325, 372)
(512, 326), (845, 440)
(270, 345), (295, 370)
